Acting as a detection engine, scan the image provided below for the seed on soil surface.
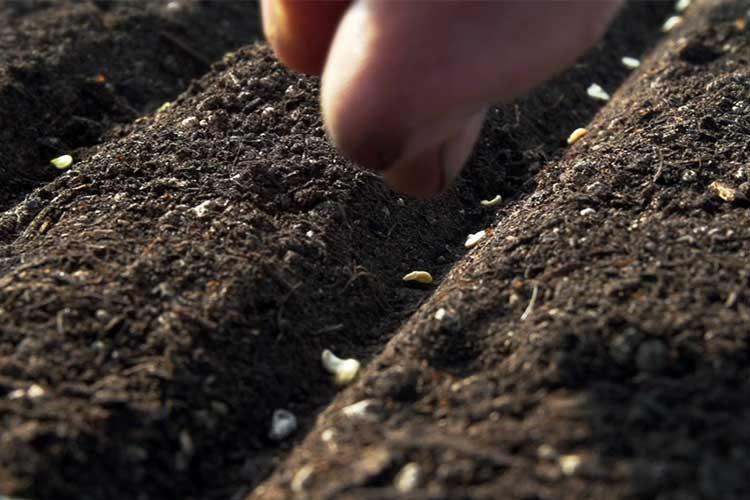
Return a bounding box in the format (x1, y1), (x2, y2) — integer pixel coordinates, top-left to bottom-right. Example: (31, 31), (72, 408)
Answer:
(621, 56), (641, 69)
(465, 230), (487, 248)
(268, 409), (297, 441)
(587, 83), (610, 102)
(291, 464), (315, 493)
(567, 127), (588, 145)
(394, 462), (422, 493)
(579, 207), (596, 216)
(675, 0), (691, 12)
(480, 195), (503, 207)
(402, 271), (433, 284)
(709, 181), (744, 203)
(50, 154), (73, 170)
(8, 384), (45, 400)
(156, 101), (172, 114)
(341, 399), (383, 421)
(434, 307), (447, 321)
(180, 116), (198, 128)
(636, 340), (668, 374)
(321, 349), (360, 386)
(558, 454), (583, 476)
(662, 15), (683, 32)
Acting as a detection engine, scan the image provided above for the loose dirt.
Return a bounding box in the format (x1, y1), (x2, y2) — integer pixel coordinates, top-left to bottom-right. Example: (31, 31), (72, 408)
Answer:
(2, 1), (747, 500)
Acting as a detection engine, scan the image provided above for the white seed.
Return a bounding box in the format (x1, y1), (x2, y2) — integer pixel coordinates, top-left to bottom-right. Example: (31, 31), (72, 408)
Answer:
(662, 15), (683, 32)
(675, 0), (690, 12)
(434, 307), (447, 321)
(50, 154), (73, 170)
(579, 208), (596, 216)
(190, 200), (213, 218)
(341, 399), (381, 421)
(567, 128), (588, 145)
(180, 116), (198, 128)
(321, 349), (360, 386)
(156, 101), (173, 114)
(621, 56), (641, 69)
(480, 195), (503, 207)
(268, 409), (297, 441)
(27, 384), (45, 398)
(465, 229), (487, 248)
(402, 271), (433, 284)
(586, 83), (610, 102)
(291, 464), (315, 493)
(394, 462), (421, 492)
(559, 454), (583, 476)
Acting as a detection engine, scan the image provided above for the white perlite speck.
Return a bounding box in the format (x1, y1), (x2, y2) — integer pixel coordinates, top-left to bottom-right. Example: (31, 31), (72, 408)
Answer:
(580, 208), (596, 216)
(434, 308), (447, 321)
(321, 349), (360, 386)
(465, 230), (487, 248)
(268, 409), (297, 441)
(662, 15), (683, 32)
(559, 454), (583, 476)
(586, 83), (610, 102)
(621, 56), (641, 69)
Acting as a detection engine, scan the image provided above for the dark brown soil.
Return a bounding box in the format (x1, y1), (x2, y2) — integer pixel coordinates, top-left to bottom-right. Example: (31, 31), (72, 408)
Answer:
(2, 1), (746, 499)
(253, 1), (750, 499)
(0, 0), (260, 212)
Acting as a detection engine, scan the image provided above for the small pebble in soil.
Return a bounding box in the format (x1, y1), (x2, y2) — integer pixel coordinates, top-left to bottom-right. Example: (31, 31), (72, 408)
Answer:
(394, 462), (422, 493)
(50, 154), (73, 170)
(268, 409), (297, 441)
(681, 169), (697, 182)
(190, 200), (213, 218)
(402, 271), (433, 284)
(341, 399), (383, 421)
(636, 340), (668, 374)
(567, 127), (588, 145)
(465, 229), (487, 248)
(586, 83), (610, 102)
(480, 195), (503, 207)
(558, 454), (583, 476)
(662, 15), (683, 32)
(579, 207), (596, 216)
(321, 349), (361, 386)
(621, 56), (641, 69)
(709, 181), (744, 203)
(675, 0), (691, 12)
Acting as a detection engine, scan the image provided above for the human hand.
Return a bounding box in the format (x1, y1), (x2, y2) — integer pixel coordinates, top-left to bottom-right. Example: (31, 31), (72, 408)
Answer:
(261, 1), (622, 198)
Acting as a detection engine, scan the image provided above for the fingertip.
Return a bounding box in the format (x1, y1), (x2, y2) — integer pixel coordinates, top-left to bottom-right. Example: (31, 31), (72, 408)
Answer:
(261, 0), (350, 75)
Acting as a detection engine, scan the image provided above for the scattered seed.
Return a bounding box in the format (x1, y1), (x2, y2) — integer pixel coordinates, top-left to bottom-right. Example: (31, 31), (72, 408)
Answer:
(465, 229), (487, 248)
(559, 454), (583, 476)
(268, 409), (297, 441)
(434, 307), (447, 321)
(520, 285), (539, 322)
(402, 271), (433, 284)
(579, 207), (596, 216)
(341, 399), (382, 421)
(394, 462), (422, 493)
(567, 128), (588, 145)
(321, 349), (361, 386)
(662, 15), (683, 32)
(709, 181), (744, 203)
(621, 56), (641, 69)
(180, 116), (198, 128)
(9, 384), (46, 400)
(156, 101), (173, 114)
(586, 83), (610, 102)
(291, 464), (315, 493)
(480, 195), (503, 207)
(675, 0), (691, 12)
(50, 154), (73, 170)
